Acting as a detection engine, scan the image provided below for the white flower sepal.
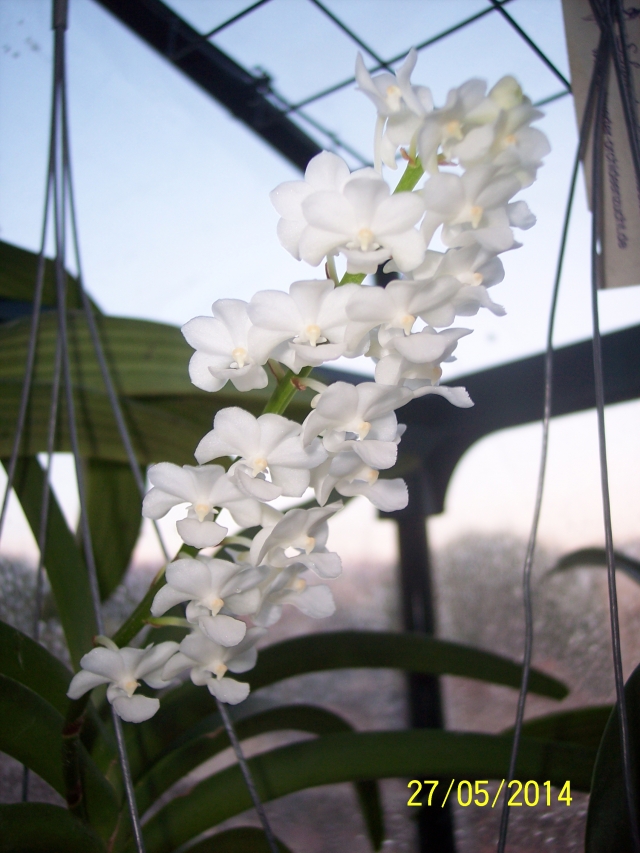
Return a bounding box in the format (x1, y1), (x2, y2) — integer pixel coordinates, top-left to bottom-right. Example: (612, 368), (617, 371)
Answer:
(195, 408), (327, 500)
(66, 637), (179, 723)
(311, 451), (408, 512)
(249, 503), (344, 579)
(253, 565), (336, 627)
(151, 556), (267, 646)
(162, 626), (266, 705)
(142, 463), (250, 549)
(181, 299), (269, 393)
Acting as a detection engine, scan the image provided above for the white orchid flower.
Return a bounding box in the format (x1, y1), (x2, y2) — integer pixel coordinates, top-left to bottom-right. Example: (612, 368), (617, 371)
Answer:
(372, 326), (473, 400)
(249, 503), (343, 579)
(401, 246), (506, 327)
(67, 637), (179, 723)
(151, 555), (266, 646)
(253, 564), (336, 627)
(142, 463), (258, 549)
(345, 278), (462, 347)
(311, 450), (408, 512)
(270, 151), (425, 274)
(182, 299), (268, 393)
(355, 49), (433, 170)
(303, 381), (412, 444)
(248, 279), (359, 371)
(195, 408), (327, 500)
(162, 626), (265, 704)
(417, 78), (490, 173)
(421, 166), (522, 252)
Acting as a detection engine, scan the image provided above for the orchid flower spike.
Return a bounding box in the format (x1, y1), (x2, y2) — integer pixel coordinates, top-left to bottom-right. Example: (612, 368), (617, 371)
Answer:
(67, 637), (179, 723)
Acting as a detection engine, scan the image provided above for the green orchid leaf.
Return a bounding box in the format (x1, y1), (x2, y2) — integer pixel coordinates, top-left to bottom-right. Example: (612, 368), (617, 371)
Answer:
(0, 238), (86, 310)
(129, 630), (567, 783)
(4, 457), (97, 667)
(0, 803), (106, 853)
(551, 547), (640, 586)
(586, 661), (640, 852)
(84, 459), (142, 599)
(136, 730), (594, 853)
(182, 827), (293, 853)
(0, 617), (72, 714)
(247, 631), (568, 699)
(0, 674), (118, 838)
(133, 702), (383, 849)
(508, 705), (613, 751)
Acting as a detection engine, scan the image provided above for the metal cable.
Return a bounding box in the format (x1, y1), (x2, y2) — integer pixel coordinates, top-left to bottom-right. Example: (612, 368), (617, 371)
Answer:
(496, 32), (609, 853)
(489, 0), (571, 91)
(50, 4), (147, 849)
(60, 69), (170, 561)
(0, 64), (58, 541)
(217, 699), (280, 853)
(307, 0), (391, 69)
(589, 33), (640, 852)
(287, 1), (516, 112)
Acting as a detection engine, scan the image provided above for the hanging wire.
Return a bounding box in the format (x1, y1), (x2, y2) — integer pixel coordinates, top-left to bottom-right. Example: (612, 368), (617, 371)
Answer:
(59, 49), (170, 562)
(216, 700), (281, 853)
(588, 12), (640, 849)
(496, 31), (610, 853)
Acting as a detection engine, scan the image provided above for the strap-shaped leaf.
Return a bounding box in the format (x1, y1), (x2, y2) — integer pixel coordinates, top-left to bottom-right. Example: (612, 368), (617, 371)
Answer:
(0, 803), (106, 853)
(127, 630), (567, 782)
(0, 617), (72, 713)
(0, 674), (118, 838)
(137, 730), (595, 853)
(509, 705), (613, 751)
(183, 827), (293, 853)
(586, 661), (640, 852)
(0, 238), (86, 310)
(246, 631), (567, 698)
(5, 457), (96, 667)
(133, 702), (383, 850)
(85, 459), (142, 599)
(551, 547), (640, 586)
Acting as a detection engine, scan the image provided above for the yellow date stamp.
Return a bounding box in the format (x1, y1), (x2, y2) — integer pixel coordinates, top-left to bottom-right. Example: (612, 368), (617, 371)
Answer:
(407, 779), (572, 808)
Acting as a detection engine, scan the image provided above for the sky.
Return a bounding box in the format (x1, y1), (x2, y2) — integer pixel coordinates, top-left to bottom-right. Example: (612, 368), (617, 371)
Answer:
(1, 0), (639, 568)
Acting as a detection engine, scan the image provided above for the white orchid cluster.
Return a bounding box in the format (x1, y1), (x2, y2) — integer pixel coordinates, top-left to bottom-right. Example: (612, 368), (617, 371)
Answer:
(67, 51), (548, 722)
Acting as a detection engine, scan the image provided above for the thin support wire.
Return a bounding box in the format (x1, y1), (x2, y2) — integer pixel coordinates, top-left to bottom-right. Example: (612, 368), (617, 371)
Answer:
(0, 65), (59, 541)
(217, 699), (280, 853)
(307, 0), (391, 69)
(496, 32), (609, 853)
(49, 4), (147, 850)
(60, 57), (170, 561)
(489, 0), (571, 91)
(589, 41), (640, 853)
(287, 0), (516, 112)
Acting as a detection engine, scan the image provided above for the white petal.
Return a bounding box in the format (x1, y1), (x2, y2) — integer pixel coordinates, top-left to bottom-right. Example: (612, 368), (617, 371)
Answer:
(200, 614), (247, 647)
(207, 676), (250, 705)
(111, 694), (160, 723)
(150, 584), (192, 617)
(67, 669), (110, 699)
(176, 518), (227, 549)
